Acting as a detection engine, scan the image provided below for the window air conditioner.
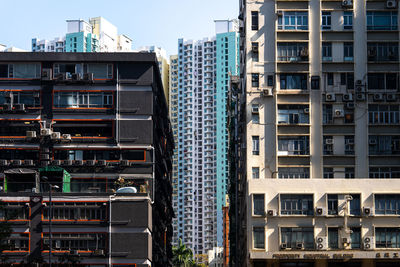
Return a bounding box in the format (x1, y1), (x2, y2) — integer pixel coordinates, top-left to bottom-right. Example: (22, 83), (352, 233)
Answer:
(369, 139), (377, 145)
(386, 93), (397, 102)
(26, 131), (37, 138)
(325, 139), (334, 145)
(363, 207), (372, 216)
(51, 132), (61, 139)
(334, 109), (344, 117)
(262, 88), (273, 97)
(267, 209), (276, 216)
(356, 93), (365, 101)
(373, 93), (384, 101)
(342, 0), (353, 7)
(251, 105), (259, 114)
(62, 134), (72, 141)
(342, 93), (353, 102)
(386, 0), (397, 9)
(346, 102), (355, 109)
(40, 128), (52, 136)
(363, 236), (374, 250)
(325, 93), (336, 102)
(296, 242), (304, 249)
(316, 207), (324, 215)
(280, 243), (288, 249)
(316, 236), (327, 250)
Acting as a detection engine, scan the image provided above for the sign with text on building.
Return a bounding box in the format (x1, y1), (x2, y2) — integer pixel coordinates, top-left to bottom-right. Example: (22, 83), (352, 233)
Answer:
(251, 251), (400, 259)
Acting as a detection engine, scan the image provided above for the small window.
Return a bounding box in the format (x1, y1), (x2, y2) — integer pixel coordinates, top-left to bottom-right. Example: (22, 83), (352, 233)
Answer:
(253, 194), (264, 215)
(343, 11), (353, 30)
(327, 194), (338, 215)
(328, 228), (339, 249)
(252, 136), (260, 155)
(252, 73), (259, 87)
(253, 227), (265, 249)
(251, 11), (259, 30)
(251, 42), (259, 62)
(252, 167), (260, 179)
(327, 73), (334, 86)
(322, 11), (332, 30)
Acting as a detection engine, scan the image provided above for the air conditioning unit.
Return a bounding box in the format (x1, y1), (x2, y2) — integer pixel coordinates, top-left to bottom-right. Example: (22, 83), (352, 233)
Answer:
(267, 209), (276, 216)
(94, 249), (105, 255)
(342, 0), (353, 7)
(40, 128), (52, 136)
(24, 160), (34, 166)
(386, 93), (397, 102)
(42, 68), (52, 80)
(26, 131), (37, 138)
(316, 207), (324, 216)
(386, 0), (397, 8)
(346, 102), (355, 109)
(51, 132), (61, 139)
(343, 93), (353, 102)
(120, 160), (130, 167)
(373, 93), (384, 102)
(325, 138), (334, 145)
(356, 93), (365, 101)
(11, 160), (22, 166)
(363, 207), (373, 216)
(64, 160), (73, 166)
(74, 160), (83, 166)
(369, 139), (377, 145)
(303, 108), (310, 114)
(40, 154), (50, 160)
(325, 93), (336, 102)
(14, 104), (25, 111)
(280, 243), (288, 249)
(97, 160), (107, 166)
(342, 237), (349, 244)
(0, 160), (9, 166)
(262, 88), (273, 97)
(355, 86), (364, 93)
(2, 104), (12, 111)
(71, 73), (81, 80)
(316, 237), (328, 250)
(62, 134), (72, 141)
(334, 109), (344, 117)
(83, 72), (94, 81)
(296, 242), (304, 250)
(356, 80), (363, 86)
(363, 236), (375, 250)
(52, 160), (61, 166)
(86, 160), (96, 166)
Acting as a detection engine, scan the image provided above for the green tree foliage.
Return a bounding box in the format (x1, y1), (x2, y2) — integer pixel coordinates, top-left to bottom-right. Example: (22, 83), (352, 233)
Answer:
(172, 238), (195, 267)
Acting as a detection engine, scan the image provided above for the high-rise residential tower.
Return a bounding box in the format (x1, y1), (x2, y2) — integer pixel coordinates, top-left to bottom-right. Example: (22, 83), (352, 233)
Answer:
(170, 20), (239, 256)
(237, 0), (400, 266)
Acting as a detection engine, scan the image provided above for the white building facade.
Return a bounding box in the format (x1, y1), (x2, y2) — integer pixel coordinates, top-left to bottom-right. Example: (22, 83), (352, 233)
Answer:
(240, 0), (400, 266)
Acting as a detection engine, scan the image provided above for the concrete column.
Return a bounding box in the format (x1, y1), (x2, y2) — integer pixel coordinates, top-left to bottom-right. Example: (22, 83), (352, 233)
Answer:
(354, 0), (368, 178)
(309, 0), (322, 178)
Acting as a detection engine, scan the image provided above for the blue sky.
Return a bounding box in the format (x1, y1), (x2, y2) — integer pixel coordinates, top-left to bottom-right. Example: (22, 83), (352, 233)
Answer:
(0, 0), (238, 55)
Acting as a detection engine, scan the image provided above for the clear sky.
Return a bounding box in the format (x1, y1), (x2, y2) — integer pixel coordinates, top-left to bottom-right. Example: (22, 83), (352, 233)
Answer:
(0, 0), (238, 56)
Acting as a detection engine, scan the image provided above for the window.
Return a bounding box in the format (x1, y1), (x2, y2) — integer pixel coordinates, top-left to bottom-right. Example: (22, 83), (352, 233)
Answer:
(350, 227), (361, 249)
(53, 91), (113, 108)
(323, 136), (334, 155)
(278, 11), (308, 30)
(277, 104), (309, 124)
(251, 11), (259, 30)
(43, 202), (106, 220)
(251, 73), (259, 87)
(349, 194), (361, 216)
(369, 167), (400, 178)
(278, 167), (310, 179)
(252, 136), (260, 155)
(253, 227), (265, 249)
(281, 227), (314, 249)
(376, 228), (400, 248)
(0, 63), (41, 79)
(369, 135), (400, 155)
(345, 167), (355, 179)
(324, 167), (334, 179)
(277, 43), (308, 62)
(345, 136), (355, 155)
(367, 11), (398, 30)
(278, 136), (309, 155)
(3, 233), (29, 251)
(251, 42), (259, 62)
(367, 43), (399, 62)
(343, 11), (353, 29)
(327, 73), (334, 86)
(0, 203), (29, 220)
(280, 194), (313, 215)
(253, 194), (264, 215)
(280, 74), (307, 90)
(252, 167), (260, 179)
(43, 233), (106, 251)
(323, 104), (333, 124)
(344, 43), (354, 61)
(322, 12), (331, 30)
(328, 228), (339, 249)
(322, 42), (332, 61)
(368, 73), (398, 90)
(340, 73), (354, 90)
(327, 195), (338, 215)
(375, 194), (400, 215)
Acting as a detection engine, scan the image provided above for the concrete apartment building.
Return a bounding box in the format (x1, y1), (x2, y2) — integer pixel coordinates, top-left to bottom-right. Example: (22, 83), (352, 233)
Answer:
(0, 52), (174, 267)
(169, 20), (239, 256)
(239, 0), (400, 266)
(32, 17), (132, 53)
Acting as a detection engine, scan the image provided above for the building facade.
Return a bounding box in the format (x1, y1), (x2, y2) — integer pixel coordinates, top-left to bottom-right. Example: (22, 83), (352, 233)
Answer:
(32, 17), (131, 53)
(240, 0), (400, 266)
(0, 52), (174, 267)
(169, 22), (239, 256)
